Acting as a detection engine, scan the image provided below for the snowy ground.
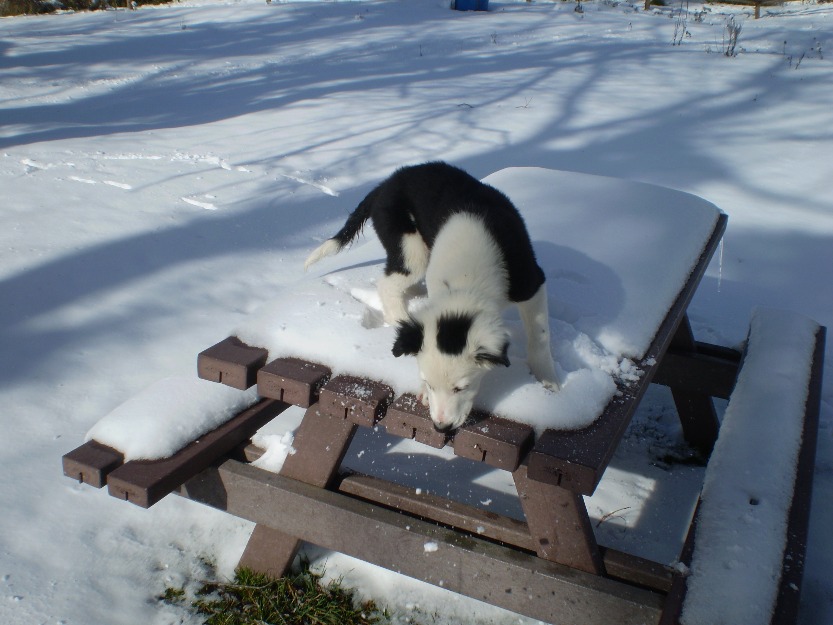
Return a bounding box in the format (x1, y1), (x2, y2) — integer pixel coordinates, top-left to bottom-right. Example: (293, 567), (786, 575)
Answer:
(1, 0), (832, 623)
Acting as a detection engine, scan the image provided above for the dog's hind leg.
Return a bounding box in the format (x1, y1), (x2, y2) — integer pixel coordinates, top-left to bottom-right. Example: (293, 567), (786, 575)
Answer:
(517, 284), (561, 391)
(378, 232), (429, 325)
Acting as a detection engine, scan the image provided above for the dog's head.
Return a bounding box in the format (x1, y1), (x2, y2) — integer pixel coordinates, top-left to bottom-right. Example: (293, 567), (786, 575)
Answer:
(392, 296), (509, 432)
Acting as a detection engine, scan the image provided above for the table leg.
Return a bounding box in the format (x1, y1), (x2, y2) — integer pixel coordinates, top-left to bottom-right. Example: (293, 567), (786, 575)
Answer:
(670, 315), (720, 456)
(513, 463), (605, 575)
(238, 524), (303, 576)
(279, 406), (358, 488)
(239, 405), (358, 576)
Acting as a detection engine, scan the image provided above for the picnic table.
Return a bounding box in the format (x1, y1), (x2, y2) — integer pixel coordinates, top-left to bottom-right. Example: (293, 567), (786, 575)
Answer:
(63, 168), (824, 625)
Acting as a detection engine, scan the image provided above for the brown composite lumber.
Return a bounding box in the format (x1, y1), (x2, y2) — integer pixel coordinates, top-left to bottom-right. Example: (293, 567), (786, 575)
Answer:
(106, 398), (289, 507)
(182, 458), (665, 625)
(316, 375), (394, 426)
(198, 336), (268, 390)
(527, 213), (728, 495)
(380, 393), (449, 448)
(257, 357), (331, 407)
(62, 440), (124, 488)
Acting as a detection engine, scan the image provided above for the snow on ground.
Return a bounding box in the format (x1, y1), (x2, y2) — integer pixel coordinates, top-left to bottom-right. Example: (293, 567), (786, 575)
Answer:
(1, 1), (832, 624)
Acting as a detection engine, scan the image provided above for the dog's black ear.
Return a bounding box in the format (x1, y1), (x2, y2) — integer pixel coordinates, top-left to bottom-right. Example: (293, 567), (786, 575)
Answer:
(392, 318), (424, 357)
(474, 340), (510, 368)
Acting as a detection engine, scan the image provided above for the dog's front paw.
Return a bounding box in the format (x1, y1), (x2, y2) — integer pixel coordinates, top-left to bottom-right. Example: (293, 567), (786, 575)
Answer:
(540, 378), (561, 392)
(527, 352), (561, 391)
(417, 382), (430, 407)
(528, 351), (561, 392)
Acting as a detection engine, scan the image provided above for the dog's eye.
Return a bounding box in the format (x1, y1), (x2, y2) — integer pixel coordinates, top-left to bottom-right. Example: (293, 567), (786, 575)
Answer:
(452, 385), (468, 394)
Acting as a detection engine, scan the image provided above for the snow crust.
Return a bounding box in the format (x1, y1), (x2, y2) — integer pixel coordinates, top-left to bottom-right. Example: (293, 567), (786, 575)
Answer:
(681, 308), (820, 625)
(86, 377), (258, 460)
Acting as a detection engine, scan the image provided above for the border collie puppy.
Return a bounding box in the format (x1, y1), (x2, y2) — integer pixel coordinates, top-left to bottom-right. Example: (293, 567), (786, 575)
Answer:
(305, 162), (560, 431)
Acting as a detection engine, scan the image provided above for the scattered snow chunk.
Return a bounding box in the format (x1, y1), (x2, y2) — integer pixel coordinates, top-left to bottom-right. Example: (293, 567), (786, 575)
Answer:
(251, 431), (296, 473)
(423, 541), (439, 553)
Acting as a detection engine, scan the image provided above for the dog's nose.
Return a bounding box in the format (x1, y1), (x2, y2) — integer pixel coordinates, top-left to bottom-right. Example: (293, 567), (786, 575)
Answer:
(433, 422), (453, 433)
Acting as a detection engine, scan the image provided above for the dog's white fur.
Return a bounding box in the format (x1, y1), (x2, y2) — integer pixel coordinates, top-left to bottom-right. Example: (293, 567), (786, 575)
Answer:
(407, 214), (558, 430)
(305, 163), (560, 431)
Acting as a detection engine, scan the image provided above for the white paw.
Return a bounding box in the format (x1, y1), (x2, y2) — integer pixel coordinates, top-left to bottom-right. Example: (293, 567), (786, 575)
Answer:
(541, 378), (561, 392)
(528, 352), (560, 391)
(418, 382), (430, 406)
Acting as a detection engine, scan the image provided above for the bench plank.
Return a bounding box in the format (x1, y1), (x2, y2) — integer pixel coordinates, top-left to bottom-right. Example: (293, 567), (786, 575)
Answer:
(679, 314), (824, 625)
(106, 398), (289, 507)
(771, 326), (825, 623)
(62, 440), (124, 488)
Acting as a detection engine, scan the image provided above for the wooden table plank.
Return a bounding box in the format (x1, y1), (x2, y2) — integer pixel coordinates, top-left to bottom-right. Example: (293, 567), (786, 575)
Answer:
(380, 393), (534, 471)
(62, 440), (124, 488)
(257, 357), (331, 407)
(527, 213), (728, 494)
(198, 336), (268, 390)
(379, 393), (449, 448)
(183, 459), (665, 625)
(106, 398), (289, 507)
(454, 415), (534, 471)
(766, 326), (824, 625)
(316, 375), (394, 427)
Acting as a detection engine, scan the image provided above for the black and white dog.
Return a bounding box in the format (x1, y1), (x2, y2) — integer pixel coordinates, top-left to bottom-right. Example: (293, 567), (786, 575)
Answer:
(305, 162), (560, 431)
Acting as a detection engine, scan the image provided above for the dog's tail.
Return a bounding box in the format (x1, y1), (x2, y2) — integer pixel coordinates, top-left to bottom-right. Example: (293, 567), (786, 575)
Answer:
(304, 189), (376, 271)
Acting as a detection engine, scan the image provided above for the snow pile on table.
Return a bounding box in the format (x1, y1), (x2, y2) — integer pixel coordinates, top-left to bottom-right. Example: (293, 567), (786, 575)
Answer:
(681, 307), (820, 625)
(86, 377), (258, 460)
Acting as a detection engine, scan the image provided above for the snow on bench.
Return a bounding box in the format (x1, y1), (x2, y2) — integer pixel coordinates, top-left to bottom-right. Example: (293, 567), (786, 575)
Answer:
(87, 376), (259, 461)
(681, 307), (824, 625)
(63, 377), (287, 507)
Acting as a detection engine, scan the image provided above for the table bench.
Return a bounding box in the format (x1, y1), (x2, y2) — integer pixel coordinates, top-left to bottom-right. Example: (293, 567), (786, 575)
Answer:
(62, 310), (824, 624)
(62, 169), (824, 625)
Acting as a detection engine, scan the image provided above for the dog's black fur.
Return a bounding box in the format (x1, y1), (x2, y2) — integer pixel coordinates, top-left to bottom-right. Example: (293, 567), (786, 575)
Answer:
(327, 162), (545, 303)
(306, 161), (560, 431)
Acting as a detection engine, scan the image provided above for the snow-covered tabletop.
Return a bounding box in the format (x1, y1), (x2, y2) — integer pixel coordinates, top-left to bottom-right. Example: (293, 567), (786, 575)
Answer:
(88, 167), (722, 459)
(234, 167), (721, 435)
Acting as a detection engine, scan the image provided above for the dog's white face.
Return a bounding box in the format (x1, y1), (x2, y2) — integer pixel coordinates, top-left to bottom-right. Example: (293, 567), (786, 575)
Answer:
(416, 353), (483, 432)
(392, 304), (509, 432)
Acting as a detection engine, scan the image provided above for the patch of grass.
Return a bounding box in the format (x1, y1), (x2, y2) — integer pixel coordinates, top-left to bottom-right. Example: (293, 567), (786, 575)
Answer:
(164, 564), (390, 625)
